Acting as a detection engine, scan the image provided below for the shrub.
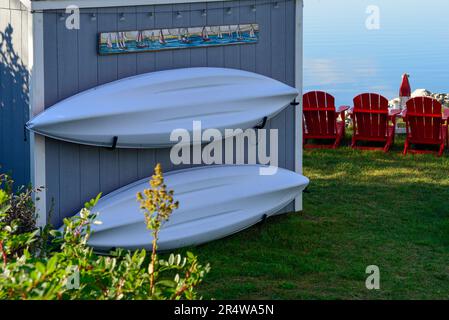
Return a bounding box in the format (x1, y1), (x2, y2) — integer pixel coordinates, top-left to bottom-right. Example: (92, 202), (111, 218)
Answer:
(0, 174), (38, 251)
(0, 164), (210, 300)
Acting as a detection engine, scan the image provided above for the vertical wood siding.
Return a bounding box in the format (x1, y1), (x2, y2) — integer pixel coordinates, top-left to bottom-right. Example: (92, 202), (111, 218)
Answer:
(43, 0), (299, 226)
(0, 0), (30, 188)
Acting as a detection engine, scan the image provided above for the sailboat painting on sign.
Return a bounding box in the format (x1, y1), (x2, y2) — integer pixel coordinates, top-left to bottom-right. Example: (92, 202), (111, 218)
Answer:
(98, 24), (259, 55)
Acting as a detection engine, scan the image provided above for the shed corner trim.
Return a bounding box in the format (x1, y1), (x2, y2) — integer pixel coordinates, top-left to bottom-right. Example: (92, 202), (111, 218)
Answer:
(294, 0), (304, 212)
(28, 10), (47, 226)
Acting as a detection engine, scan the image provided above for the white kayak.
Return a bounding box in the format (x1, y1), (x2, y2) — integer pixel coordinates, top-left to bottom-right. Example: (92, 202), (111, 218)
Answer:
(27, 68), (298, 148)
(81, 165), (309, 252)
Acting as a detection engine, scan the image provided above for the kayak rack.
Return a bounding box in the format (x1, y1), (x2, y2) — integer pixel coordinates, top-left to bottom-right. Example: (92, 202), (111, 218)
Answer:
(254, 116), (268, 130)
(108, 136), (118, 150)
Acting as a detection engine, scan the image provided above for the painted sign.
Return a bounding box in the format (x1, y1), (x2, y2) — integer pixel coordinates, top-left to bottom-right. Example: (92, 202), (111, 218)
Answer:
(98, 24), (259, 55)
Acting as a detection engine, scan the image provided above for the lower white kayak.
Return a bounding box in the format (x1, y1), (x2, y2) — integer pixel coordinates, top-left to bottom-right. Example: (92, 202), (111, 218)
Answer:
(82, 165), (309, 252)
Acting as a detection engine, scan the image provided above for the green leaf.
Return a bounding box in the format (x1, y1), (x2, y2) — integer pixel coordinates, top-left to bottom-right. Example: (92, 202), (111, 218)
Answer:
(84, 193), (102, 210)
(175, 254), (181, 266)
(35, 261), (46, 274)
(46, 256), (58, 273)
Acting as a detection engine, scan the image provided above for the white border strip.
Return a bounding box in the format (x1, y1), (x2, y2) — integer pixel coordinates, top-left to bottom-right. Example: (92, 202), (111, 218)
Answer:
(29, 11), (47, 226)
(29, 0), (232, 11)
(294, 0), (304, 212)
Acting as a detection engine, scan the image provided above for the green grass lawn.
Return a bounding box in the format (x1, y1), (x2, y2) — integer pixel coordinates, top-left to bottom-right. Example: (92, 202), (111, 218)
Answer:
(190, 135), (449, 300)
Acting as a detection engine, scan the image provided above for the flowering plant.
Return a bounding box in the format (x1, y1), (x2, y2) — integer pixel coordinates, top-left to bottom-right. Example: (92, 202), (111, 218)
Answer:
(0, 165), (210, 300)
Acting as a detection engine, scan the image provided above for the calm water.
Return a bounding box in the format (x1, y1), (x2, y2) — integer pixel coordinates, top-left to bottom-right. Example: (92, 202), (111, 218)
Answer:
(304, 0), (449, 105)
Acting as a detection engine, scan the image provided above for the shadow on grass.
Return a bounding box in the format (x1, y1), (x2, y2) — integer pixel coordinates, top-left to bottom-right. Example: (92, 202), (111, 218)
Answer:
(190, 143), (449, 300)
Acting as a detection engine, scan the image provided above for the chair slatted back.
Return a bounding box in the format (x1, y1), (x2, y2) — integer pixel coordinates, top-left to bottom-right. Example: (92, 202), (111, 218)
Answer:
(353, 93), (389, 139)
(405, 97), (442, 142)
(303, 91), (337, 136)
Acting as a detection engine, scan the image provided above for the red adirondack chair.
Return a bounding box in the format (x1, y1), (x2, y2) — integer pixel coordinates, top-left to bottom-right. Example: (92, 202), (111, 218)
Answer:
(403, 97), (448, 156)
(350, 93), (400, 152)
(303, 91), (349, 149)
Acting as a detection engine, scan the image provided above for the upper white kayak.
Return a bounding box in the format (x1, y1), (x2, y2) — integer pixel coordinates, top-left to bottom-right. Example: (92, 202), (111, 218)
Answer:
(27, 67), (299, 148)
(80, 165), (309, 252)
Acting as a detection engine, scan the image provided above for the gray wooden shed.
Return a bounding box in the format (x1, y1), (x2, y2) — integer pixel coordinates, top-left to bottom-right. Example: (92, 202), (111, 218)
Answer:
(0, 0), (304, 227)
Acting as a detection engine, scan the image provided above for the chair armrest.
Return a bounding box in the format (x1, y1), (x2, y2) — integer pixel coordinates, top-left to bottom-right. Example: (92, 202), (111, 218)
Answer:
(388, 109), (401, 125)
(443, 108), (449, 123)
(347, 106), (354, 115)
(336, 105), (350, 122)
(336, 105), (350, 114)
(389, 109), (401, 117)
(400, 109), (407, 119)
